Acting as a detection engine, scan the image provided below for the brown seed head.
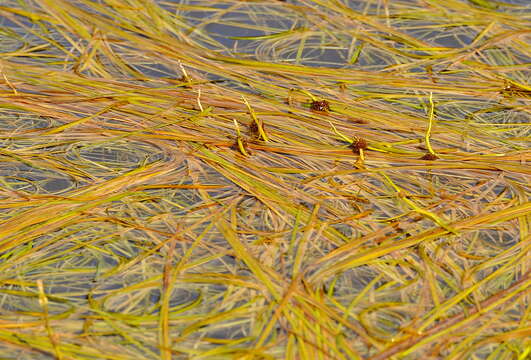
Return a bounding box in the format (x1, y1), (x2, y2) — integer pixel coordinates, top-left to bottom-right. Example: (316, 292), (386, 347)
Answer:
(420, 153), (438, 160)
(249, 121), (259, 135)
(310, 100), (330, 112)
(351, 138), (368, 153)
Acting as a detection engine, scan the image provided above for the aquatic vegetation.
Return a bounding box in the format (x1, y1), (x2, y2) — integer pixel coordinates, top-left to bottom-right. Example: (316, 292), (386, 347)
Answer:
(0, 0), (529, 359)
(310, 99), (331, 112)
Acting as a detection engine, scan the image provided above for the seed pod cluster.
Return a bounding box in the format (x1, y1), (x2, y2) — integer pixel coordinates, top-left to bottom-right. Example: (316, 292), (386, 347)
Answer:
(351, 138), (368, 154)
(420, 153), (438, 160)
(310, 100), (330, 112)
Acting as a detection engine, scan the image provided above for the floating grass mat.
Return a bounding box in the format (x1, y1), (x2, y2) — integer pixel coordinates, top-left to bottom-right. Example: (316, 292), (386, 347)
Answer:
(0, 0), (529, 359)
